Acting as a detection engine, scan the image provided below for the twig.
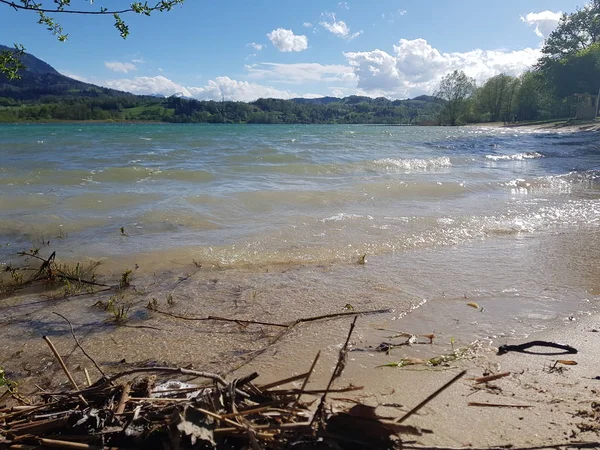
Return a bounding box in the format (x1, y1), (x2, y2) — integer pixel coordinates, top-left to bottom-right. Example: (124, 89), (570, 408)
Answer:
(121, 324), (170, 331)
(52, 312), (107, 380)
(294, 309), (392, 325)
(471, 372), (510, 384)
(311, 317), (358, 429)
(395, 370), (466, 424)
(293, 351), (321, 408)
(83, 368), (92, 387)
(259, 372), (311, 391)
(265, 386), (363, 395)
(468, 402), (533, 408)
(151, 308), (392, 328)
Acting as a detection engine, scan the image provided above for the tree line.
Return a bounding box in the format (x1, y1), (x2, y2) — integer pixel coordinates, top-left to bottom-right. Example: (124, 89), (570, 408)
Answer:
(436, 1), (600, 125)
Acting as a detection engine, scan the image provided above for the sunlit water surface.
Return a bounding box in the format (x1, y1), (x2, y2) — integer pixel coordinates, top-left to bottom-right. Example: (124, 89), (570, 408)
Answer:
(1, 123), (599, 353)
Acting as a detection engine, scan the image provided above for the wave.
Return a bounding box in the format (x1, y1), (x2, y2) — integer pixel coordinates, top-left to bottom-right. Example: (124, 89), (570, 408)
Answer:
(370, 156), (452, 172)
(485, 152), (544, 161)
(504, 170), (600, 196)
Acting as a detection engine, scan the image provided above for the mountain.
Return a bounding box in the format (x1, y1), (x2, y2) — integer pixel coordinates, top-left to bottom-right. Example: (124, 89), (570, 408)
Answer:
(0, 44), (442, 124)
(0, 45), (134, 101)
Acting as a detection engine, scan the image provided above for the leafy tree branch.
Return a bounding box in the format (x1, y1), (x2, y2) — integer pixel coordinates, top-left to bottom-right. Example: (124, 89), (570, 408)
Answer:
(0, 0), (185, 78)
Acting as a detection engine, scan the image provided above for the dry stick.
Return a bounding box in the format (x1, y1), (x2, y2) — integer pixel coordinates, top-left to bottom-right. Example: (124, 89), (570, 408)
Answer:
(150, 309), (289, 328)
(471, 372), (510, 384)
(259, 372), (311, 391)
(42, 336), (79, 391)
(265, 386), (363, 396)
(115, 383), (131, 415)
(468, 402), (533, 408)
(37, 438), (111, 450)
(293, 351), (321, 409)
(395, 370), (467, 424)
(293, 309), (392, 325)
(83, 368), (92, 387)
(52, 312), (108, 380)
(311, 317), (358, 429)
(152, 308), (392, 328)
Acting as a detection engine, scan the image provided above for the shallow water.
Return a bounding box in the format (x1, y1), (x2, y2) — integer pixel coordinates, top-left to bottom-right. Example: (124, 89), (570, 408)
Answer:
(0, 123), (599, 363)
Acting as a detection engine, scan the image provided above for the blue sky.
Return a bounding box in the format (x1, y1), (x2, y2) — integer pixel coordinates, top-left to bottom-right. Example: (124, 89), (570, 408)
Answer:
(0, 0), (584, 100)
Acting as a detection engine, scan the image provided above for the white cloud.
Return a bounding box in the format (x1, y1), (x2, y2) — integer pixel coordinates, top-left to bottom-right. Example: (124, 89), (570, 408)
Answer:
(247, 42), (264, 51)
(303, 22), (313, 28)
(398, 9), (407, 16)
(105, 61), (137, 73)
(131, 59), (145, 64)
(60, 71), (90, 83)
(267, 28), (308, 52)
(102, 75), (298, 102)
(104, 75), (190, 97)
(345, 38), (541, 98)
(338, 1), (349, 9)
(245, 62), (356, 85)
(521, 10), (562, 39)
(320, 13), (362, 40)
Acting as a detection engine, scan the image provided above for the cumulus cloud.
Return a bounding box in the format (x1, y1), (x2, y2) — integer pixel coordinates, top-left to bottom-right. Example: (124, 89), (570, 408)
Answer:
(303, 22), (313, 28)
(267, 28), (308, 52)
(60, 71), (90, 83)
(344, 38), (541, 98)
(247, 42), (264, 51)
(245, 62), (356, 85)
(105, 61), (137, 73)
(320, 13), (362, 40)
(104, 75), (189, 97)
(338, 2), (349, 9)
(102, 75), (297, 102)
(521, 10), (562, 39)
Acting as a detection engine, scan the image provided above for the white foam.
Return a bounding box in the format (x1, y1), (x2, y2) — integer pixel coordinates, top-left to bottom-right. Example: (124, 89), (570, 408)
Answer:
(321, 213), (374, 222)
(486, 152), (543, 161)
(372, 156), (452, 172)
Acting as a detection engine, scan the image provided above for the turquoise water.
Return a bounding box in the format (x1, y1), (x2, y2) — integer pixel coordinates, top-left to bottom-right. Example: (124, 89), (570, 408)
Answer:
(1, 123), (600, 346)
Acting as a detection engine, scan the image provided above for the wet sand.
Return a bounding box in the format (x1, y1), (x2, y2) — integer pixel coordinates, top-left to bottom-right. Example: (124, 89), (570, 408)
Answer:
(1, 247), (599, 447)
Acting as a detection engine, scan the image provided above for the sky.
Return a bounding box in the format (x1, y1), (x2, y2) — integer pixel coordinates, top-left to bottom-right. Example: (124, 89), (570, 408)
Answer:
(0, 0), (586, 101)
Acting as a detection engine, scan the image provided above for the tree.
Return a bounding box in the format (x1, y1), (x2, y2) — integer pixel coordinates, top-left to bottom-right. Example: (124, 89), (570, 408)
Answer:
(539, 0), (600, 66)
(545, 42), (600, 97)
(537, 0), (600, 99)
(435, 70), (476, 126)
(475, 74), (521, 123)
(0, 0), (185, 79)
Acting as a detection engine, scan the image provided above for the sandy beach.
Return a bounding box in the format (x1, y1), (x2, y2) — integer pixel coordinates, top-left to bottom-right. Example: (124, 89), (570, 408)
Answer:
(1, 253), (599, 448)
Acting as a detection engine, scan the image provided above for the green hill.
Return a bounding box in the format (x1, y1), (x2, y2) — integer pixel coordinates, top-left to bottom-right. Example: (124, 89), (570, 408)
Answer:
(0, 45), (442, 124)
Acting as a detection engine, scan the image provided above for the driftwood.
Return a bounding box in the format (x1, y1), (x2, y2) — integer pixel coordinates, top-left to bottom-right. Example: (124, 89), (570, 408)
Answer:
(0, 316), (432, 450)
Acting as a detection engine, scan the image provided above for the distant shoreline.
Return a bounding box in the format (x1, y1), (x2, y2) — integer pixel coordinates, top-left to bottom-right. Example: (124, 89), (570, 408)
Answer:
(1, 119), (598, 132)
